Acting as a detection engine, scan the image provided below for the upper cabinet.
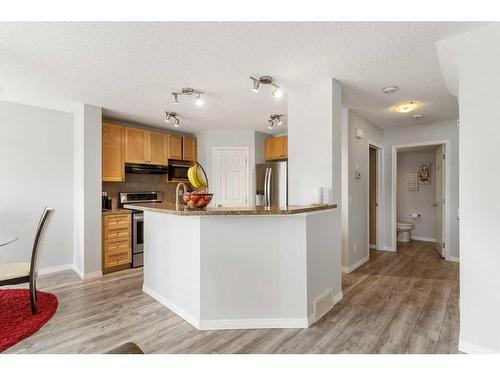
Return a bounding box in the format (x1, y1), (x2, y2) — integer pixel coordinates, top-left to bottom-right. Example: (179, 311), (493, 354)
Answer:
(148, 132), (167, 166)
(167, 134), (183, 160)
(125, 128), (167, 165)
(102, 122), (125, 182)
(265, 136), (288, 161)
(125, 128), (148, 164)
(166, 134), (197, 162)
(182, 135), (197, 162)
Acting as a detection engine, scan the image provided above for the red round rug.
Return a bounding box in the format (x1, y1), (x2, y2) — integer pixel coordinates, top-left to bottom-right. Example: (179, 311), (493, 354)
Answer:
(0, 289), (58, 352)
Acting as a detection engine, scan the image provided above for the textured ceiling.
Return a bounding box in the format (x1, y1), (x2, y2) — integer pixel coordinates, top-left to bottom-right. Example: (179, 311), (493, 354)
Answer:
(0, 22), (486, 133)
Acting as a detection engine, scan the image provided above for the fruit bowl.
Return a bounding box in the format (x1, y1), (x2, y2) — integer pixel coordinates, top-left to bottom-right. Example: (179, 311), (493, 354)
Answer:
(182, 192), (214, 209)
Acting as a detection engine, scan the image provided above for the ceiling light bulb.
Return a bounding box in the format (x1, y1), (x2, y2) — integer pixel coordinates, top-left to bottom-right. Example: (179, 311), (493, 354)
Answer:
(195, 94), (204, 106)
(267, 120), (274, 130)
(174, 118), (180, 127)
(172, 93), (178, 104)
(164, 112), (171, 123)
(392, 101), (421, 113)
(252, 80), (260, 93)
(276, 116), (282, 125)
(272, 88), (283, 98)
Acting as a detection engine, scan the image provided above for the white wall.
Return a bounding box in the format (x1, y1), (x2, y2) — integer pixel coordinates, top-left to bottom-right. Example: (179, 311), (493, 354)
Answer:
(288, 79), (342, 205)
(381, 120), (459, 259)
(196, 129), (256, 206)
(437, 23), (500, 353)
(346, 110), (383, 269)
(397, 149), (436, 241)
(255, 131), (271, 164)
(73, 104), (102, 278)
(0, 100), (74, 270)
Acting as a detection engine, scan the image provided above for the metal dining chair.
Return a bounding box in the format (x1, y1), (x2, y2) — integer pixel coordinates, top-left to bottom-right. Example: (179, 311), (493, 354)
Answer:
(0, 207), (54, 314)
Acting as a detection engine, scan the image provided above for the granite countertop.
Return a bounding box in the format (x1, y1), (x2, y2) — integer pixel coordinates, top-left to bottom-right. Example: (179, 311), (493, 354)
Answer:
(101, 208), (133, 216)
(123, 202), (337, 216)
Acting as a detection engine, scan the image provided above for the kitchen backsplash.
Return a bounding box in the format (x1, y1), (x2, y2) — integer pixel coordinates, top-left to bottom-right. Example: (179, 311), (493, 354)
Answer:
(103, 173), (177, 209)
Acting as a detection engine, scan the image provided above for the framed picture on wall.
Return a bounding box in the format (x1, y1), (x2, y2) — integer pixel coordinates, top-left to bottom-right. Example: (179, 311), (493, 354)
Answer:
(419, 163), (431, 185)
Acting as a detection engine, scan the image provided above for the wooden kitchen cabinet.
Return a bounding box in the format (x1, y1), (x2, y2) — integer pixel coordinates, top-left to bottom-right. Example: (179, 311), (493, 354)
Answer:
(102, 213), (132, 273)
(148, 131), (167, 165)
(102, 122), (125, 182)
(182, 135), (197, 162)
(265, 136), (288, 161)
(125, 127), (148, 163)
(167, 134), (183, 160)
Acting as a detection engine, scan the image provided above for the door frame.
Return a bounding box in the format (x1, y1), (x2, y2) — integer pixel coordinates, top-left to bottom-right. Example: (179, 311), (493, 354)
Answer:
(367, 141), (384, 253)
(391, 139), (451, 259)
(211, 146), (250, 208)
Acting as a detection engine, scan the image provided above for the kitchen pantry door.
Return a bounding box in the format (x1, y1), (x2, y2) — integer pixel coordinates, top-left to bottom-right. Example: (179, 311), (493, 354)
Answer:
(213, 147), (249, 207)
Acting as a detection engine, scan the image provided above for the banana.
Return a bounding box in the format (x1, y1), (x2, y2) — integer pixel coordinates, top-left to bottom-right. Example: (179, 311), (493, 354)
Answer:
(196, 165), (207, 188)
(188, 166), (200, 188)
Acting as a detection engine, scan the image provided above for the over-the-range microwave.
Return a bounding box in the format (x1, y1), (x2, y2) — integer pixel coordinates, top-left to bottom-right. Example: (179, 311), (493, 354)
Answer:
(167, 162), (191, 182)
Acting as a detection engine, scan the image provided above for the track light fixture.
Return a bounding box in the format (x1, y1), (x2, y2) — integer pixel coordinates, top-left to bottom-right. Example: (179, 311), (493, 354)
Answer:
(171, 87), (205, 106)
(250, 76), (282, 99)
(164, 111), (180, 127)
(267, 114), (284, 129)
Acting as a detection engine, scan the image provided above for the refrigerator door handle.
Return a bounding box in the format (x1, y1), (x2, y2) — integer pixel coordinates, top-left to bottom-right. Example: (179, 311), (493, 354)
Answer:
(263, 167), (269, 208)
(266, 167), (272, 208)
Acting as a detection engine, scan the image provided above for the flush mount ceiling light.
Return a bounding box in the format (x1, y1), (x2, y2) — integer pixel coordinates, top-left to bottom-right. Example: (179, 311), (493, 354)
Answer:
(164, 111), (180, 127)
(171, 87), (204, 106)
(250, 76), (282, 99)
(392, 100), (421, 113)
(382, 86), (399, 94)
(267, 114), (284, 129)
(412, 113), (424, 120)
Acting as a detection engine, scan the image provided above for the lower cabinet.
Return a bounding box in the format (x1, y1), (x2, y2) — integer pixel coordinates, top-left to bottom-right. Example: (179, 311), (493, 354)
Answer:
(102, 213), (132, 273)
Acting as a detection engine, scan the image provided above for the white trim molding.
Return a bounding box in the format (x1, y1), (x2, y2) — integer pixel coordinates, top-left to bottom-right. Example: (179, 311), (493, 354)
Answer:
(459, 340), (498, 354)
(200, 318), (308, 330)
(72, 265), (102, 280)
(38, 263), (74, 275)
(308, 291), (343, 326)
(143, 285), (201, 329)
(446, 255), (460, 263)
(342, 255), (369, 273)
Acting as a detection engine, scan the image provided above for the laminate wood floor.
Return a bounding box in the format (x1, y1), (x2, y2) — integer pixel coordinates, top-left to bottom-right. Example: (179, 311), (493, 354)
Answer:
(5, 241), (459, 354)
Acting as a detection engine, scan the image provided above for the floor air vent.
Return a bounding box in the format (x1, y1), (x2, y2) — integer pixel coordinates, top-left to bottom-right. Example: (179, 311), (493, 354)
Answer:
(312, 288), (334, 323)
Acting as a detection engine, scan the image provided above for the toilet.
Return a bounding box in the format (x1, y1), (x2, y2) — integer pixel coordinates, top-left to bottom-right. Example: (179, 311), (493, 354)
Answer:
(397, 221), (414, 242)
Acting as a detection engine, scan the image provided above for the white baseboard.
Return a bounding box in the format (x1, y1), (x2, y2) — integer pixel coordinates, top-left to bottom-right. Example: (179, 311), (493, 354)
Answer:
(38, 263), (74, 275)
(342, 255), (369, 273)
(411, 236), (436, 242)
(143, 284), (338, 331)
(200, 318), (309, 330)
(72, 265), (102, 280)
(143, 285), (201, 329)
(380, 246), (396, 252)
(459, 339), (498, 354)
(446, 255), (460, 263)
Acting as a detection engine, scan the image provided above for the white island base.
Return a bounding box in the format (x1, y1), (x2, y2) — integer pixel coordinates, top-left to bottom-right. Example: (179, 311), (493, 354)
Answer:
(138, 206), (341, 330)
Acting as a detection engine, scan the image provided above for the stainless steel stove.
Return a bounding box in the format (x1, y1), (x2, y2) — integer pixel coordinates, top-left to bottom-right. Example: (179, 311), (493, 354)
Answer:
(119, 192), (163, 268)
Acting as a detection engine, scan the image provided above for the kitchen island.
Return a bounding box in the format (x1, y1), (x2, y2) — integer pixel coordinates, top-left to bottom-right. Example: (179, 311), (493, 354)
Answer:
(124, 202), (341, 330)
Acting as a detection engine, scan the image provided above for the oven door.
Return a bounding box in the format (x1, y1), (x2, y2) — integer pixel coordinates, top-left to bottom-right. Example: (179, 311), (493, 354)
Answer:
(132, 212), (144, 267)
(168, 163), (190, 182)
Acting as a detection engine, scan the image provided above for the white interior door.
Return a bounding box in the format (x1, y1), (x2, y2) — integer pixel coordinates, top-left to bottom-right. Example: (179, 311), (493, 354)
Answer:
(435, 145), (444, 257)
(213, 148), (248, 207)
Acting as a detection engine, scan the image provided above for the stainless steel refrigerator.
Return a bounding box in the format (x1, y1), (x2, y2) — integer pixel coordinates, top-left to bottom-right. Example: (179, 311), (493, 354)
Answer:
(256, 161), (288, 208)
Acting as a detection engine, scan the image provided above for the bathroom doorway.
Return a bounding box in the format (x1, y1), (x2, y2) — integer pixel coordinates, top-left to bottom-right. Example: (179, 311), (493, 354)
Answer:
(391, 140), (449, 258)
